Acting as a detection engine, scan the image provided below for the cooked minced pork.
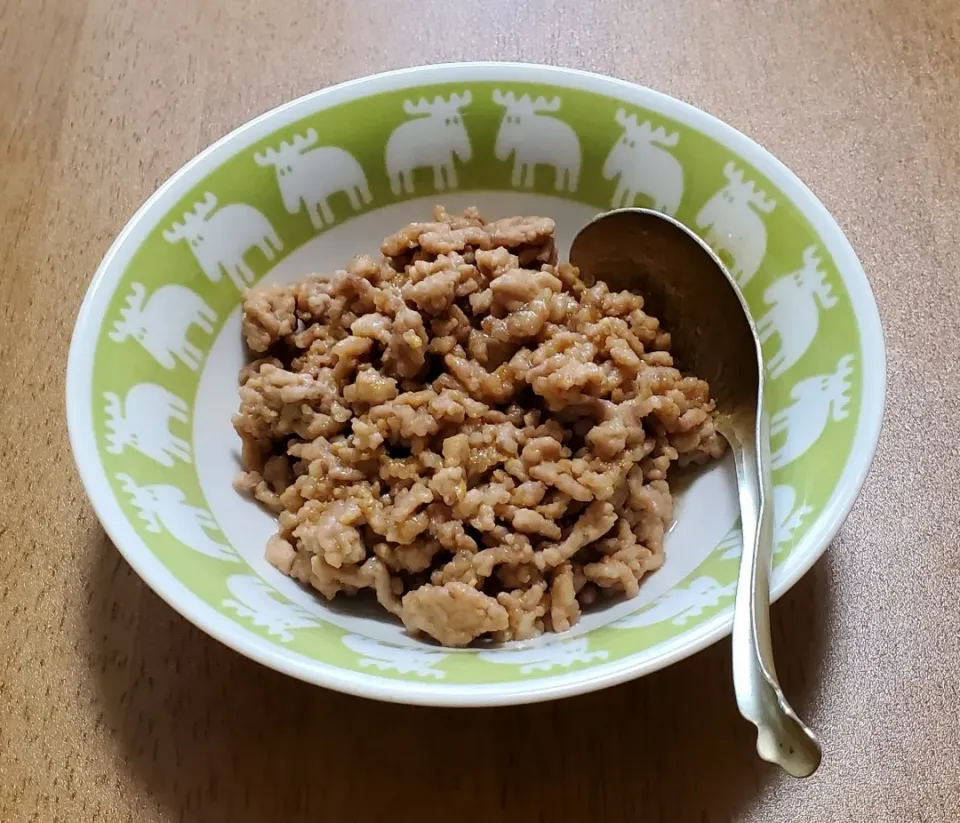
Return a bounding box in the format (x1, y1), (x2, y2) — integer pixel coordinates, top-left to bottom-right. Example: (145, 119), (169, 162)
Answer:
(233, 207), (725, 647)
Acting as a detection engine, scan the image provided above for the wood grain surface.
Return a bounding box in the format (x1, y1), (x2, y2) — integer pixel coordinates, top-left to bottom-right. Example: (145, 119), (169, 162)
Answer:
(2, 0), (959, 820)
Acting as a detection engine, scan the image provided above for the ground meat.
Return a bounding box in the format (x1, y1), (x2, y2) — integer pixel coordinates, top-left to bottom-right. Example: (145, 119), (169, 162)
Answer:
(548, 562), (580, 633)
(241, 284), (297, 352)
(495, 583), (549, 642)
(401, 582), (509, 647)
(234, 207), (725, 646)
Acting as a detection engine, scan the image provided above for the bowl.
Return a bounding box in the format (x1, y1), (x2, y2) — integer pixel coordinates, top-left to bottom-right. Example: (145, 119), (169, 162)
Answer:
(67, 62), (884, 705)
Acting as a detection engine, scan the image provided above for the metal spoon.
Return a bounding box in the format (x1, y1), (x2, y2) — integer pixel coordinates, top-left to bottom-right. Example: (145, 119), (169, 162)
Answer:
(569, 208), (822, 778)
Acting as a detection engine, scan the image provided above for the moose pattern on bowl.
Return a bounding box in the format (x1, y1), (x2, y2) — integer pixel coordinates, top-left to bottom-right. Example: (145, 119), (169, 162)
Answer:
(255, 128), (372, 230)
(603, 109), (683, 215)
(716, 484), (815, 563)
(479, 638), (608, 674)
(108, 282), (217, 371)
(771, 354), (856, 470)
(492, 90), (581, 191)
(757, 246), (838, 379)
(696, 163), (776, 288)
(89, 80), (864, 684)
(163, 193), (283, 291)
(222, 575), (322, 642)
(385, 91), (473, 194)
(103, 384), (192, 467)
(341, 635), (449, 680)
(115, 474), (238, 563)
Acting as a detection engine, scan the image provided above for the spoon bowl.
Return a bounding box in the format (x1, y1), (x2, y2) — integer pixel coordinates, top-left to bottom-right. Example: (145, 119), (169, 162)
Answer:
(570, 208), (823, 778)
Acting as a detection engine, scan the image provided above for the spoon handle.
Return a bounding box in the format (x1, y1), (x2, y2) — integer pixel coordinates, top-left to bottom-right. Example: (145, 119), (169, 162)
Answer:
(729, 412), (822, 778)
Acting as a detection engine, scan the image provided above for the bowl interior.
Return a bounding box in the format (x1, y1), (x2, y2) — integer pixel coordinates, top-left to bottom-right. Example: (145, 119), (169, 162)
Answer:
(69, 65), (880, 703)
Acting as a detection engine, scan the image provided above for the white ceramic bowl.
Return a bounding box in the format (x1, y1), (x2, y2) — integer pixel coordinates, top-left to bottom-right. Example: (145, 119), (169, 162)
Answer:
(67, 62), (884, 705)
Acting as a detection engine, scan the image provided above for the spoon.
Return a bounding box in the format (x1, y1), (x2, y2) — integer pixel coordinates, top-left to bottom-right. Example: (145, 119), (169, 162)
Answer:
(569, 208), (822, 778)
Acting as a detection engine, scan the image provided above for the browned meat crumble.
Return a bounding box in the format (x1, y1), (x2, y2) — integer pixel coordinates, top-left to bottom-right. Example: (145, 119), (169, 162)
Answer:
(233, 207), (725, 647)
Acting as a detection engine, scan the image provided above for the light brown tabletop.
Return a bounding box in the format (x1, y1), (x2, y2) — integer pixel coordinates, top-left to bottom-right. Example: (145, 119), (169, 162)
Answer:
(2, 0), (959, 820)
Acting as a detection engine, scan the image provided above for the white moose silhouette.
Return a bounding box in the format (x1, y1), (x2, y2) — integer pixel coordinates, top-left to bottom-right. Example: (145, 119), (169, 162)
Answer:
(478, 638), (607, 674)
(757, 246), (838, 379)
(341, 634), (448, 679)
(108, 282), (217, 371)
(385, 92), (472, 195)
(254, 128), (372, 230)
(695, 162), (776, 287)
(115, 473), (238, 562)
(772, 485), (814, 557)
(103, 384), (191, 467)
(717, 521), (744, 561)
(770, 353), (855, 470)
(222, 575), (320, 642)
(614, 576), (737, 629)
(491, 90), (580, 192)
(163, 193), (283, 291)
(602, 110), (683, 214)
(716, 484), (813, 562)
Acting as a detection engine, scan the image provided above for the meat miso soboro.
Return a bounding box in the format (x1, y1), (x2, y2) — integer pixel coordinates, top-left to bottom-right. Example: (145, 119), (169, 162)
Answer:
(233, 207), (725, 646)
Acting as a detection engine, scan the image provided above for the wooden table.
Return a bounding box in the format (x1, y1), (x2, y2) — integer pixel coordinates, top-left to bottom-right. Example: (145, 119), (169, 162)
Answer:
(2, 0), (958, 820)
